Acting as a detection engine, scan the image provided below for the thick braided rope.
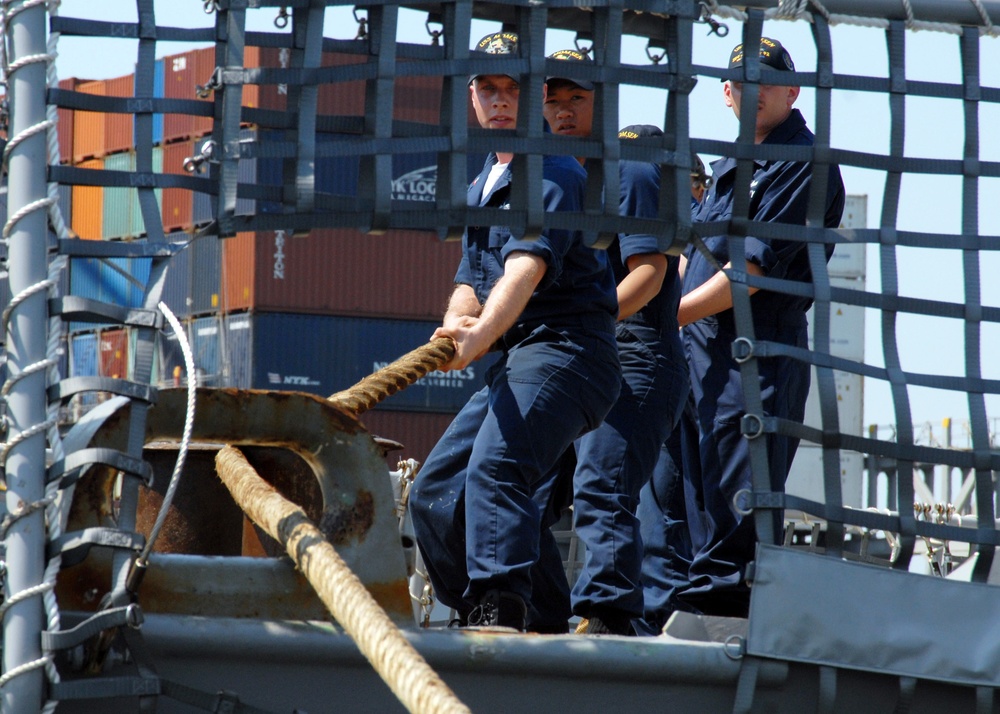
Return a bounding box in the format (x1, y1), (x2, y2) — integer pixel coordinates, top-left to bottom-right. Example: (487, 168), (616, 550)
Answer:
(215, 446), (471, 714)
(328, 337), (456, 416)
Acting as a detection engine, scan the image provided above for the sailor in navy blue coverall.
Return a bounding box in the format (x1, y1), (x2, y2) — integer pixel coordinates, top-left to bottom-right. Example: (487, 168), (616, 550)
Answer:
(672, 38), (846, 618)
(408, 32), (621, 632)
(542, 70), (689, 633)
(634, 161), (711, 635)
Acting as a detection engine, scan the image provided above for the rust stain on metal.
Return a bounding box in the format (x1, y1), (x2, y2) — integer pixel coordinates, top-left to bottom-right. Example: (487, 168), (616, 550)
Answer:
(318, 490), (375, 545)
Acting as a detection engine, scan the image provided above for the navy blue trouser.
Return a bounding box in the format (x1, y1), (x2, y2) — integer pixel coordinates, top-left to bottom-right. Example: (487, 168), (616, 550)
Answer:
(410, 325), (621, 626)
(571, 323), (687, 622)
(634, 394), (698, 635)
(676, 318), (810, 618)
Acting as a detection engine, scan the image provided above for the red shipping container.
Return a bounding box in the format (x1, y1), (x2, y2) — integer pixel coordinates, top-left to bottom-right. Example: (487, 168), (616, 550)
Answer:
(317, 52), (366, 118)
(161, 140), (195, 232)
(395, 66), (443, 125)
(73, 79), (106, 163)
(98, 328), (129, 379)
(104, 74), (135, 155)
(71, 158), (104, 240)
(220, 228), (461, 319)
(359, 409), (456, 470)
(56, 77), (78, 164)
(253, 47), (287, 112)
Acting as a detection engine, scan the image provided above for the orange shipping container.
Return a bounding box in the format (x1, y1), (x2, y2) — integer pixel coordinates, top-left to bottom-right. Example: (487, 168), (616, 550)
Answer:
(220, 228), (461, 319)
(73, 80), (107, 163)
(71, 158), (104, 240)
(161, 140), (195, 232)
(104, 74), (134, 155)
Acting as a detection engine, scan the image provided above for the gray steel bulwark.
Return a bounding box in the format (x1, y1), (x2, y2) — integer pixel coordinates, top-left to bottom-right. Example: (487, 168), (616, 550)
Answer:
(3, 1), (53, 711)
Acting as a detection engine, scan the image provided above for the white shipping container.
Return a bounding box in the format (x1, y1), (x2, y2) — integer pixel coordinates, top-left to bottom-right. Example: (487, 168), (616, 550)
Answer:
(806, 274), (865, 362)
(786, 195), (867, 512)
(828, 194), (868, 277)
(786, 449), (865, 509)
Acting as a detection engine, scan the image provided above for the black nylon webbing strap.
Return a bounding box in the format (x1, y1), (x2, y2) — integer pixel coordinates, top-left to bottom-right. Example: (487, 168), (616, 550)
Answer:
(879, 20), (917, 571)
(41, 605), (138, 651)
(728, 10), (778, 548)
(293, 2), (325, 217)
(362, 5), (399, 234)
(47, 446), (153, 487)
(47, 528), (145, 569)
(216, 2), (248, 236)
(48, 377), (156, 410)
(508, 5), (547, 243)
(435, 0), (472, 241)
(805, 12), (844, 558)
(958, 25), (997, 583)
(49, 296), (161, 328)
(750, 490), (1000, 546)
(817, 665), (838, 714)
(585, 1), (622, 249)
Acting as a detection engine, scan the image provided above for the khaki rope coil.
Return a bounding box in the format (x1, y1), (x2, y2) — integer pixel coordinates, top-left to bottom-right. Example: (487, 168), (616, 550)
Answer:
(215, 446), (470, 714)
(328, 337), (456, 415)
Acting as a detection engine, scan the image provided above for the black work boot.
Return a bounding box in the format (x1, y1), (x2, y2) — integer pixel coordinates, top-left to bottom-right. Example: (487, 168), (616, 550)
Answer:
(466, 590), (527, 632)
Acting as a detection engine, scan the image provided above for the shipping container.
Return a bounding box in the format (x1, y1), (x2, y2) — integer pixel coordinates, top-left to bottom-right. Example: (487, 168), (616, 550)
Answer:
(102, 152), (132, 239)
(394, 70), (443, 126)
(153, 321), (188, 388)
(161, 140), (195, 232)
(160, 236), (193, 320)
(104, 74), (135, 156)
(189, 314), (222, 386)
(162, 49), (200, 144)
(192, 47), (217, 138)
(192, 128), (258, 225)
(221, 312), (493, 412)
(69, 332), (100, 411)
(221, 228), (460, 318)
(190, 234), (221, 315)
(248, 47), (287, 112)
(148, 58), (165, 146)
(70, 256), (150, 309)
(130, 148), (164, 238)
(71, 158), (104, 240)
(359, 409), (456, 470)
(98, 328), (129, 379)
(57, 77), (78, 164)
(73, 80), (106, 163)
(58, 183), (73, 228)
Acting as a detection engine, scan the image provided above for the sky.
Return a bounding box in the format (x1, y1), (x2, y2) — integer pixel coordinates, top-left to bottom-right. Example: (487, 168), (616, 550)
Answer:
(49, 1), (1000, 444)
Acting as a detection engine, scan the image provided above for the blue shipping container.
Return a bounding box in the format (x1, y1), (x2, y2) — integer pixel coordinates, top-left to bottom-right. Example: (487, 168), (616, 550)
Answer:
(154, 322), (187, 387)
(71, 332), (98, 377)
(189, 314), (221, 386)
(220, 312), (494, 413)
(159, 237), (193, 320)
(251, 131), (484, 214)
(189, 235), (221, 315)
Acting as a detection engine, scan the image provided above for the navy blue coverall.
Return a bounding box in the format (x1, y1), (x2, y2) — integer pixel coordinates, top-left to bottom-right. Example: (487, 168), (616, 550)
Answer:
(409, 152), (621, 628)
(675, 108), (845, 618)
(570, 158), (688, 629)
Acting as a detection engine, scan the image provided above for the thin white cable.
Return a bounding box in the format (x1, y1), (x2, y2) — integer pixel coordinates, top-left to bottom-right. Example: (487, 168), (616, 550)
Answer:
(139, 302), (197, 562)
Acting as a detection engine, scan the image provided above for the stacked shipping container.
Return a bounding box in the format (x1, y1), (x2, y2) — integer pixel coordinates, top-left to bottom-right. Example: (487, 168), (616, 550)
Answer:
(60, 43), (472, 467)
